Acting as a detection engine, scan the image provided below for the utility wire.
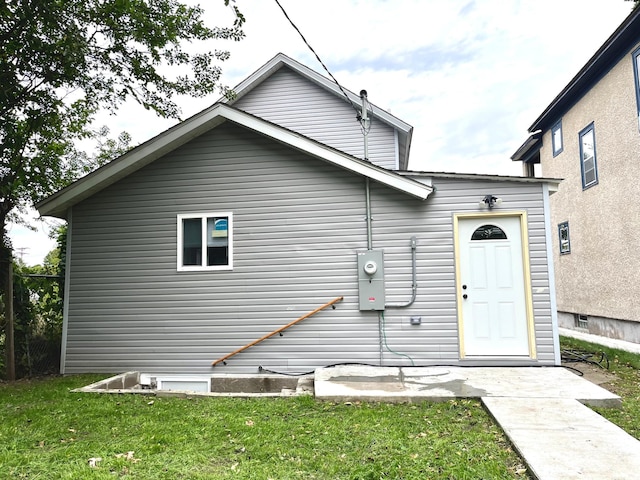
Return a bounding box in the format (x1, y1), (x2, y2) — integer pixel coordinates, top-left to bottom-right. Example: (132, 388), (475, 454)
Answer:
(273, 0), (362, 121)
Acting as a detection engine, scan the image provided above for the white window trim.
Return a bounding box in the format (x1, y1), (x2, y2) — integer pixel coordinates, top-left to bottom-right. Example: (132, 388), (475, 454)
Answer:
(177, 212), (233, 272)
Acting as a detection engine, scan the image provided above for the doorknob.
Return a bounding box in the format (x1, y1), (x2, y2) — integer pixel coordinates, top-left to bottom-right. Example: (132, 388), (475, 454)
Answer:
(463, 294), (468, 299)
(462, 284), (467, 290)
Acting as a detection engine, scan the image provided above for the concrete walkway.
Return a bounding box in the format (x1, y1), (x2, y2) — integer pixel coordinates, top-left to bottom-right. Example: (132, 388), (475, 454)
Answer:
(315, 365), (640, 480)
(560, 327), (640, 355)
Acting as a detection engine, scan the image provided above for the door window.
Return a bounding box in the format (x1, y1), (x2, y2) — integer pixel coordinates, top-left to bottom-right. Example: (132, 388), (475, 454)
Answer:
(471, 224), (507, 241)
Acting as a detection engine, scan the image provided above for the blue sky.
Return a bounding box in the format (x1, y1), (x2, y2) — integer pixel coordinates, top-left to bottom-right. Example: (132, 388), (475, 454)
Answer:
(8, 0), (634, 264)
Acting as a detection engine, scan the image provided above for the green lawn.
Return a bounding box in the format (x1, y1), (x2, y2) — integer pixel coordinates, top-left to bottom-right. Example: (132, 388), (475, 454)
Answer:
(0, 374), (528, 479)
(560, 336), (640, 440)
(3, 339), (637, 479)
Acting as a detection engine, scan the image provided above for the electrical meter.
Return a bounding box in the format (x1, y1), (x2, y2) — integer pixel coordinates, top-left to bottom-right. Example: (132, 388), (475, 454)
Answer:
(357, 251), (385, 310)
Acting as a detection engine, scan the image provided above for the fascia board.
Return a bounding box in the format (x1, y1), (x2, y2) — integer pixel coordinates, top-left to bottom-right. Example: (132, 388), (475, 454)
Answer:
(38, 104), (430, 217)
(225, 53), (413, 134)
(220, 107), (431, 200)
(529, 9), (640, 132)
(37, 105), (228, 217)
(510, 131), (542, 162)
(401, 170), (561, 187)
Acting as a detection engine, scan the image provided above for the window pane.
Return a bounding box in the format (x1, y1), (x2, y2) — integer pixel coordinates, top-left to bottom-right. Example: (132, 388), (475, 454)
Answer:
(559, 222), (570, 254)
(584, 159), (596, 185)
(581, 129), (594, 162)
(471, 225), (507, 241)
(552, 122), (563, 155)
(182, 218), (202, 266)
(207, 217), (228, 266)
(581, 127), (597, 187)
(553, 129), (562, 151)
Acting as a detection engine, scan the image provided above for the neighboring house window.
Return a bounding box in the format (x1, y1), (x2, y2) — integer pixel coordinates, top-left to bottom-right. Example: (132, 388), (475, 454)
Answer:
(579, 123), (598, 189)
(633, 47), (640, 130)
(574, 314), (588, 329)
(558, 221), (570, 254)
(551, 120), (563, 156)
(177, 213), (233, 271)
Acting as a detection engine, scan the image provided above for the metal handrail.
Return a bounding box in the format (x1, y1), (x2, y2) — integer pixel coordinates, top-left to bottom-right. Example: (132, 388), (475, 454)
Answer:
(211, 296), (344, 366)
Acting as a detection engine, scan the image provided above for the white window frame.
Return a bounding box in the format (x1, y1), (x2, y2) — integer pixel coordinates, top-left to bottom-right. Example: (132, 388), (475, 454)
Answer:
(177, 212), (233, 272)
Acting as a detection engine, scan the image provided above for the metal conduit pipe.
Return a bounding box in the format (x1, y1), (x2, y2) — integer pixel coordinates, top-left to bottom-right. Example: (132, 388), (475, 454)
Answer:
(365, 177), (373, 250)
(385, 236), (418, 309)
(363, 175), (417, 308)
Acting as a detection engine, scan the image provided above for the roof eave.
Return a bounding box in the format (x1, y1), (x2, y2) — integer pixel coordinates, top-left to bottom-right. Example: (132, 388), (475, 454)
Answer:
(529, 8), (640, 132)
(37, 104), (431, 218)
(224, 53), (414, 167)
(511, 131), (542, 163)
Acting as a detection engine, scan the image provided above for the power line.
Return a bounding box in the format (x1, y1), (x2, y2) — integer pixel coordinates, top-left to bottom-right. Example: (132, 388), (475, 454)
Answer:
(273, 0), (362, 121)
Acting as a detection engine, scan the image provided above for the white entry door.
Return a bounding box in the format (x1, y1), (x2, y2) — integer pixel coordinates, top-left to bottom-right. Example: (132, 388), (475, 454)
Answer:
(457, 215), (531, 357)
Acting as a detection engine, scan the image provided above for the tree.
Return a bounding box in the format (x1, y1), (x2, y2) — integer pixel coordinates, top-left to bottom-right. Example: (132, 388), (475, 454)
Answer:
(0, 0), (245, 378)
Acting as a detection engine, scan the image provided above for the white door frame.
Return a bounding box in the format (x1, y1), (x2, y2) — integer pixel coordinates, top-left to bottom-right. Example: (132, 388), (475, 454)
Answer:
(453, 211), (536, 359)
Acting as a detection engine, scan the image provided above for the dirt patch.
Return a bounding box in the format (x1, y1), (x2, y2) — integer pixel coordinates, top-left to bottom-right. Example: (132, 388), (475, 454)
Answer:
(563, 362), (618, 393)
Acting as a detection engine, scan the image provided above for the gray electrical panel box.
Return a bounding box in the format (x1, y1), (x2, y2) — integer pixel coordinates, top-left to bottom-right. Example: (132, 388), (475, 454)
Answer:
(357, 250), (385, 310)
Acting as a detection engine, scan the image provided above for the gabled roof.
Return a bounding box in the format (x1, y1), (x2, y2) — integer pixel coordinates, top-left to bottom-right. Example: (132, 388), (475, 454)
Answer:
(36, 104), (432, 219)
(223, 53), (414, 169)
(529, 7), (640, 133)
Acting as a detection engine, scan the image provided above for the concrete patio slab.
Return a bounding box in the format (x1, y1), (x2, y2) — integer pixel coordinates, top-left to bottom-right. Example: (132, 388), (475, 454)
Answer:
(314, 365), (621, 407)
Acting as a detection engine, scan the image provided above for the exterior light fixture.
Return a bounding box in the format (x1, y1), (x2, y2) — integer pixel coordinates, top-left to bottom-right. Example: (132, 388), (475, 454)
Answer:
(479, 195), (502, 210)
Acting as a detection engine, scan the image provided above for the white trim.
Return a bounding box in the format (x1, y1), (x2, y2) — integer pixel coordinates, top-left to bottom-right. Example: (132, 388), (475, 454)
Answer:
(177, 212), (233, 272)
(219, 107), (430, 199)
(225, 54), (413, 133)
(543, 183), (561, 365)
(59, 209), (72, 374)
(37, 104), (431, 218)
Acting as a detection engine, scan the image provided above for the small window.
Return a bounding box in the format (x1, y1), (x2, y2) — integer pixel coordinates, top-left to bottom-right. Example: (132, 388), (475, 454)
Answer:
(471, 224), (507, 241)
(579, 123), (598, 189)
(558, 221), (570, 254)
(552, 120), (563, 156)
(574, 314), (588, 330)
(633, 47), (640, 131)
(177, 213), (232, 271)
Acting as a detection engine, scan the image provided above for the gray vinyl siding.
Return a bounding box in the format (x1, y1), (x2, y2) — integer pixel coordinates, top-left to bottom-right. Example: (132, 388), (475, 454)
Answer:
(377, 179), (555, 365)
(64, 123), (555, 374)
(233, 67), (398, 170)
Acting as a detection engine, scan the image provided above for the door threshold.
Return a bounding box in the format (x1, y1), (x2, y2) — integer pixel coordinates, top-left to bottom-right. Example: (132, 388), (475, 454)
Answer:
(459, 357), (538, 366)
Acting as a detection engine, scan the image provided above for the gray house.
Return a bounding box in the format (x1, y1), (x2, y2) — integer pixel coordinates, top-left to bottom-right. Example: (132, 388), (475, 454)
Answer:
(37, 54), (561, 376)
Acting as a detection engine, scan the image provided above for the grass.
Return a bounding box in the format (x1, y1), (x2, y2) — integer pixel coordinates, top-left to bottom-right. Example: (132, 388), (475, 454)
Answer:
(0, 374), (529, 479)
(560, 335), (640, 440)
